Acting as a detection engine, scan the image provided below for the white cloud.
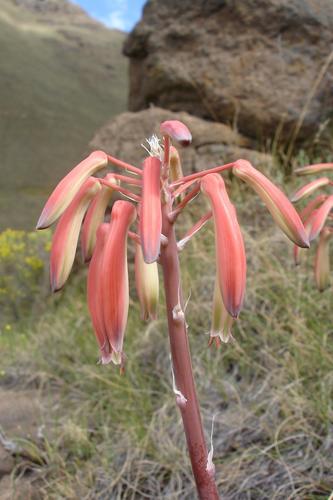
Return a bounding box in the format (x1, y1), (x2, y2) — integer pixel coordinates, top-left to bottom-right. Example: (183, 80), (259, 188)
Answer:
(101, 9), (127, 30)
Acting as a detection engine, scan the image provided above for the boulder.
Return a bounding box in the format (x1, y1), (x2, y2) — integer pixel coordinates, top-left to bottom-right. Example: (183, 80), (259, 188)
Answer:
(90, 107), (273, 173)
(124, 0), (333, 141)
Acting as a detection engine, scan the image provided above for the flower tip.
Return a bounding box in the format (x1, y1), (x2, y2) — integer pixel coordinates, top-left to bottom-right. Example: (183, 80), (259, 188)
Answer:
(160, 120), (192, 146)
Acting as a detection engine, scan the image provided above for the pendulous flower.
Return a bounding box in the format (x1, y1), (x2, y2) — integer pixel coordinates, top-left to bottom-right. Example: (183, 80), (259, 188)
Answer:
(37, 151), (108, 229)
(290, 177), (331, 203)
(87, 223), (113, 364)
(101, 200), (137, 361)
(201, 173), (246, 318)
(233, 159), (309, 248)
(50, 177), (101, 292)
(140, 156), (162, 263)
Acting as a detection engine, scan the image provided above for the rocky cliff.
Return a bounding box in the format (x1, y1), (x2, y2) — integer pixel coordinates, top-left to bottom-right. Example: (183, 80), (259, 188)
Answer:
(124, 0), (333, 142)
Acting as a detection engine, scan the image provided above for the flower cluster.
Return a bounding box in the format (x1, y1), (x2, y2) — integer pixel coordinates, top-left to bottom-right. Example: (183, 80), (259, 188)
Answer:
(290, 163), (333, 291)
(37, 120), (309, 365)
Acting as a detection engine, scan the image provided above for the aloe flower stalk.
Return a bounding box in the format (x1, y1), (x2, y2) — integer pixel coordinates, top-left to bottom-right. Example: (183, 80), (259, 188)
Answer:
(291, 163), (333, 290)
(38, 120), (309, 500)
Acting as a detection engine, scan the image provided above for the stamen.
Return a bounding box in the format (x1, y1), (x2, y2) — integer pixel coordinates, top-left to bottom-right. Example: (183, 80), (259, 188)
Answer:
(141, 135), (164, 160)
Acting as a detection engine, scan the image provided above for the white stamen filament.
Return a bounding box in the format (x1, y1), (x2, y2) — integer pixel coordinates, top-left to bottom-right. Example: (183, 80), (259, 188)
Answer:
(141, 135), (164, 160)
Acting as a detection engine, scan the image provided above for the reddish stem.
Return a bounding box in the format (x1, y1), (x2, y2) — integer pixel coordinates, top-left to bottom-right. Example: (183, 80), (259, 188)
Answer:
(99, 179), (141, 202)
(107, 154), (142, 175)
(111, 174), (142, 186)
(160, 197), (219, 500)
(169, 184), (201, 222)
(171, 162), (235, 187)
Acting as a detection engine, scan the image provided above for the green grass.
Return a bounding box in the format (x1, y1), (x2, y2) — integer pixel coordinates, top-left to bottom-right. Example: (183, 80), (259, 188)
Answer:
(1, 185), (332, 498)
(0, 1), (127, 231)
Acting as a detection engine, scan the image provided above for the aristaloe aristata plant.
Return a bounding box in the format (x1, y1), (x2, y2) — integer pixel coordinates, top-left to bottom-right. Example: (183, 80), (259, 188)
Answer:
(37, 120), (309, 499)
(290, 163), (333, 292)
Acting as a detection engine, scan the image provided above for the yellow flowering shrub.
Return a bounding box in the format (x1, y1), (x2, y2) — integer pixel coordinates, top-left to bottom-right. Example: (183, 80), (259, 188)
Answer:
(0, 229), (51, 324)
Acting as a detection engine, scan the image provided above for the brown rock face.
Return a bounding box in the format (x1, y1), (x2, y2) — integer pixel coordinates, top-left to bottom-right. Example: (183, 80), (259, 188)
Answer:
(124, 0), (333, 141)
(90, 107), (273, 173)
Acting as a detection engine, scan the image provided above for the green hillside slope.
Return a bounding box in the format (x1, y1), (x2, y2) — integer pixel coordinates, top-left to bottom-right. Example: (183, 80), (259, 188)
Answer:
(0, 0), (128, 230)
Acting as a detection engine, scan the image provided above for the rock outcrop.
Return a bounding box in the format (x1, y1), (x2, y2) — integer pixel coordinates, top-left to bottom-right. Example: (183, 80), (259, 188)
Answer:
(124, 0), (333, 141)
(90, 107), (273, 174)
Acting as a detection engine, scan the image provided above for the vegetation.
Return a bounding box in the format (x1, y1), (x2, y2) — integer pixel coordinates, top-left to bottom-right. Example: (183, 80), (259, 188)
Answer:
(0, 0), (127, 231)
(1, 181), (332, 498)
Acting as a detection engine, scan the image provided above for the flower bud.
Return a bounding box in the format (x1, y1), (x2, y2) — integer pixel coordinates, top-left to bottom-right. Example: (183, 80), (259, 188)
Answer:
(233, 159), (309, 248)
(50, 178), (101, 292)
(37, 151), (107, 229)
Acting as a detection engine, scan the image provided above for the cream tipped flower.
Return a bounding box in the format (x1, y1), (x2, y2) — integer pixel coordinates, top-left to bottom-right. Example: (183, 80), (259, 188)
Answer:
(233, 159), (309, 248)
(50, 177), (101, 292)
(169, 146), (184, 183)
(87, 223), (113, 364)
(295, 163), (333, 176)
(210, 277), (234, 344)
(201, 173), (246, 318)
(290, 177), (331, 203)
(299, 194), (327, 222)
(102, 200), (137, 358)
(135, 242), (159, 321)
(81, 174), (119, 262)
(160, 120), (192, 146)
(314, 227), (333, 292)
(37, 151), (108, 229)
(308, 195), (333, 242)
(140, 156), (162, 263)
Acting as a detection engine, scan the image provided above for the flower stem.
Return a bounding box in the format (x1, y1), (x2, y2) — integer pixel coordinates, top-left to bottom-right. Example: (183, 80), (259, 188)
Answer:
(160, 198), (219, 500)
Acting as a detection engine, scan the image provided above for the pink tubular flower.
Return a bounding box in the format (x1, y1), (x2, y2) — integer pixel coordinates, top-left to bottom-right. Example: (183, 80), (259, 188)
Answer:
(295, 163), (333, 176)
(102, 200), (137, 360)
(135, 242), (159, 321)
(37, 151), (108, 229)
(299, 194), (327, 222)
(87, 223), (113, 364)
(50, 177), (101, 292)
(160, 120), (192, 146)
(201, 173), (246, 318)
(81, 174), (119, 262)
(140, 156), (162, 263)
(290, 177), (331, 203)
(314, 227), (333, 292)
(233, 159), (309, 248)
(308, 195), (333, 242)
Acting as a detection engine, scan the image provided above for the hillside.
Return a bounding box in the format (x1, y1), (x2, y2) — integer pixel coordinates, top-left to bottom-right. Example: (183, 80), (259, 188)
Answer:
(0, 0), (128, 230)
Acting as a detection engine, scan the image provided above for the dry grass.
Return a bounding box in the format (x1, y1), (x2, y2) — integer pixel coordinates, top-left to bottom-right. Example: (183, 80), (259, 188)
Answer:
(0, 188), (332, 499)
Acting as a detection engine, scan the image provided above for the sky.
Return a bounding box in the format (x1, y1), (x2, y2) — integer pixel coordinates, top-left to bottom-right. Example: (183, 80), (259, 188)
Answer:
(72, 0), (146, 32)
